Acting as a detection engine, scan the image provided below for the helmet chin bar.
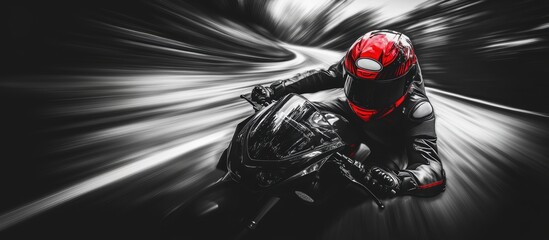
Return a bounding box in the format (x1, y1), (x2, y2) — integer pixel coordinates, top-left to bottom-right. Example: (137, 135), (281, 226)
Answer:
(348, 101), (378, 122)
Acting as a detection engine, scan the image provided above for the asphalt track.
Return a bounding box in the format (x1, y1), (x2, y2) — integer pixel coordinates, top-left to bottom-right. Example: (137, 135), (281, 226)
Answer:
(1, 45), (548, 240)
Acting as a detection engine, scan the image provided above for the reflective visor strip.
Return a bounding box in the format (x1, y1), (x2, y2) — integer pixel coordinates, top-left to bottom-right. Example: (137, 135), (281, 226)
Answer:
(418, 179), (445, 189)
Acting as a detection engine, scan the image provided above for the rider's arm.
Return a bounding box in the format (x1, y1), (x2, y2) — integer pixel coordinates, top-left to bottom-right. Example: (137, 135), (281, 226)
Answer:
(270, 59), (345, 99)
(398, 67), (446, 196)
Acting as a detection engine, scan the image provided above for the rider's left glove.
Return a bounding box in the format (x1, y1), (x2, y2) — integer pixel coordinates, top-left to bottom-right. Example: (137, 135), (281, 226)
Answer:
(251, 85), (275, 106)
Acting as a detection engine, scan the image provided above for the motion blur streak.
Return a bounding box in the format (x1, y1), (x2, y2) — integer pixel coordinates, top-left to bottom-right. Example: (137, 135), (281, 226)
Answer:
(426, 88), (549, 118)
(1, 0), (548, 239)
(0, 129), (231, 231)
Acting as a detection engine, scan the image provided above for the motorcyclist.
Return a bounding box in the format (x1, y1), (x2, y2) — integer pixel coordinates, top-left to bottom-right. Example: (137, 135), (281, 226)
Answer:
(251, 30), (445, 197)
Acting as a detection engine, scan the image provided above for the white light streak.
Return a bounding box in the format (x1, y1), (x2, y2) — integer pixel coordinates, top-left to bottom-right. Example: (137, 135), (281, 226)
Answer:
(0, 129), (232, 231)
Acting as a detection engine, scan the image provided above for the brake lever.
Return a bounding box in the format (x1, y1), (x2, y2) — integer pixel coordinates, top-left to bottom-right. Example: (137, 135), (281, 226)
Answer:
(333, 152), (385, 209)
(240, 93), (264, 112)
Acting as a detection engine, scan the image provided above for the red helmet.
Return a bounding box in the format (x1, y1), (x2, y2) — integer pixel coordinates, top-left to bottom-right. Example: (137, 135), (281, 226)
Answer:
(343, 29), (418, 122)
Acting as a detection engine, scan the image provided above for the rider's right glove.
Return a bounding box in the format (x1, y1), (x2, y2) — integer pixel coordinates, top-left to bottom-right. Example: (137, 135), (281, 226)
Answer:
(364, 166), (420, 196)
(364, 166), (401, 196)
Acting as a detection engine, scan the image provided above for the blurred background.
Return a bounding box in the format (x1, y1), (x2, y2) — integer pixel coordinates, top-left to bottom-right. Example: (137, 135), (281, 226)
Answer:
(1, 0), (548, 239)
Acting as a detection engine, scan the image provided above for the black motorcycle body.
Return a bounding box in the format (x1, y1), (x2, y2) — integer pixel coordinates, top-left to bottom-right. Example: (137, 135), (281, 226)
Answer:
(164, 93), (382, 239)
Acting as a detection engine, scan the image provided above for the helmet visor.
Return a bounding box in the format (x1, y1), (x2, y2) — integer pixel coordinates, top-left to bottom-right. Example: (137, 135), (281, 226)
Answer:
(344, 71), (408, 109)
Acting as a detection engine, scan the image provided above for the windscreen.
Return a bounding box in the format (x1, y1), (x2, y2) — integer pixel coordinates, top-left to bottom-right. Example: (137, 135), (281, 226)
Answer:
(247, 95), (340, 160)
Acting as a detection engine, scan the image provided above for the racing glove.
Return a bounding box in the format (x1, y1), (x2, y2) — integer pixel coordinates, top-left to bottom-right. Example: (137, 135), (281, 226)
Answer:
(364, 166), (401, 195)
(364, 167), (420, 195)
(251, 85), (274, 106)
(250, 80), (289, 105)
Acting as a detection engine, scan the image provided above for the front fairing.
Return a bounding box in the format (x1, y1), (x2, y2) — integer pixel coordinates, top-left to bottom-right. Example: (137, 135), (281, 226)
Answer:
(227, 94), (346, 191)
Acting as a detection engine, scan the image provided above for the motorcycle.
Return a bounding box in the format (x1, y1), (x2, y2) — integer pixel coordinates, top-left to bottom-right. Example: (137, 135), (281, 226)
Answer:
(163, 92), (384, 240)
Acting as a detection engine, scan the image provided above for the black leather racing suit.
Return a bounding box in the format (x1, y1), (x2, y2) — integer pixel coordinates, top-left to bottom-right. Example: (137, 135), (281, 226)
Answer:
(270, 59), (446, 197)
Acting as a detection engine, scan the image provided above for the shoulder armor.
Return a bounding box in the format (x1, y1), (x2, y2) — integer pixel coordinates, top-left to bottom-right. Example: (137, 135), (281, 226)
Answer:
(411, 101), (433, 119)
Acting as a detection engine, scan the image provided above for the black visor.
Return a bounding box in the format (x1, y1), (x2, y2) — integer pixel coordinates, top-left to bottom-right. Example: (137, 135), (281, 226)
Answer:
(344, 69), (413, 109)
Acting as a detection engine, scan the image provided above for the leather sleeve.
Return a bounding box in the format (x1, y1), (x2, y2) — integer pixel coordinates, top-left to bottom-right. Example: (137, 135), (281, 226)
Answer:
(271, 58), (345, 98)
(398, 65), (446, 197)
